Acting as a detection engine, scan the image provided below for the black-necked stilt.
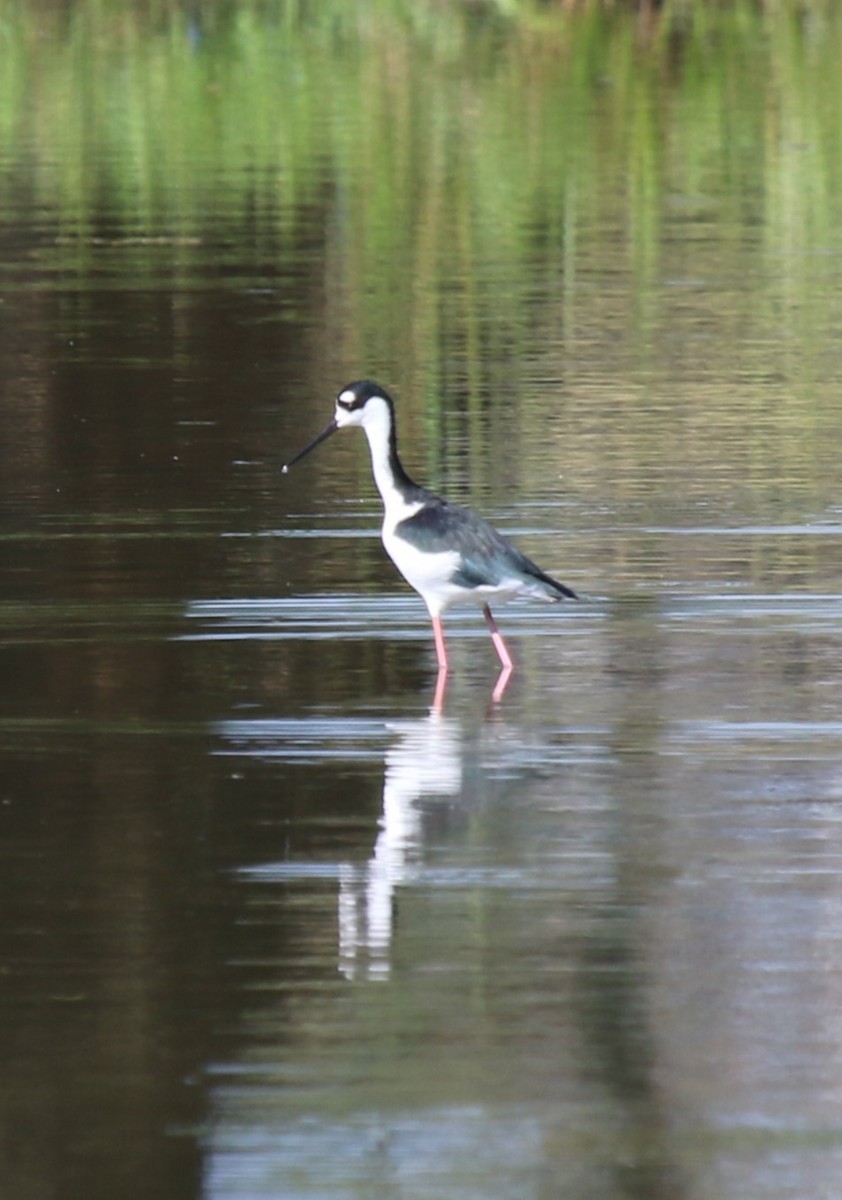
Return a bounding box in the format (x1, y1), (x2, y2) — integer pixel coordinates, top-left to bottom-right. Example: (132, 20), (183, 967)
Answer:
(283, 380), (577, 698)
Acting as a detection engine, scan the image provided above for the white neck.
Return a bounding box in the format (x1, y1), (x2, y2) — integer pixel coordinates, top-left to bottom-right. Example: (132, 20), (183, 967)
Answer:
(354, 397), (422, 522)
(364, 421), (398, 506)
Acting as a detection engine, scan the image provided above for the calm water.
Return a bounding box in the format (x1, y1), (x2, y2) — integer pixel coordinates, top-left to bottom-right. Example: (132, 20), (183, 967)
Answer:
(2, 6), (842, 1199)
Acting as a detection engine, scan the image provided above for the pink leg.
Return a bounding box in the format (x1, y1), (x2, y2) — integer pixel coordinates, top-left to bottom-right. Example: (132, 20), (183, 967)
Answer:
(483, 604), (514, 671)
(432, 666), (448, 715)
(491, 664), (514, 705)
(430, 614), (449, 714)
(431, 614), (449, 672)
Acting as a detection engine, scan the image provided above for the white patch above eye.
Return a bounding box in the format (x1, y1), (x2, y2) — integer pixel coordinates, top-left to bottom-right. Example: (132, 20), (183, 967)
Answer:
(338, 389), (356, 407)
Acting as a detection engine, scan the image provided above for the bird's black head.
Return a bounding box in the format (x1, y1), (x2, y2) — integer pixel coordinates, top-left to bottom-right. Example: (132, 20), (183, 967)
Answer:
(335, 379), (393, 414)
(281, 379), (397, 474)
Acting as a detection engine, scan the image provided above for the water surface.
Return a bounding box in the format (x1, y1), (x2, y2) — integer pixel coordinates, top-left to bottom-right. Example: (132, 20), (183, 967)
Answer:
(1, 5), (842, 1199)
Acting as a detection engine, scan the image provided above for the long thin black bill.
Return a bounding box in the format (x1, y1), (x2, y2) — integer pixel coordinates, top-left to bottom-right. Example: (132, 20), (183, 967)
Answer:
(281, 419), (338, 474)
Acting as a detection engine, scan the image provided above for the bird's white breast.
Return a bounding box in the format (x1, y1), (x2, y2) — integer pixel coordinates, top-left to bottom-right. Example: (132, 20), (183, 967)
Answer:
(379, 500), (460, 617)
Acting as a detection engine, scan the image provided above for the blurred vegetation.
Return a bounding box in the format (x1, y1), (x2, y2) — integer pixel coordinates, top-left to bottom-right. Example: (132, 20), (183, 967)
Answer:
(1, 0), (841, 514)
(4, 1), (840, 247)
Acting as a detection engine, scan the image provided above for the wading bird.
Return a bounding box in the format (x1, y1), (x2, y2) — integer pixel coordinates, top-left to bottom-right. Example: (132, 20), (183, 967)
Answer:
(283, 380), (577, 703)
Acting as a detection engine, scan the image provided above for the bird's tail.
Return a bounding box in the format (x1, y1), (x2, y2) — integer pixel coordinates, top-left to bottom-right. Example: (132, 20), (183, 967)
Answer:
(550, 577), (578, 601)
(524, 562), (578, 602)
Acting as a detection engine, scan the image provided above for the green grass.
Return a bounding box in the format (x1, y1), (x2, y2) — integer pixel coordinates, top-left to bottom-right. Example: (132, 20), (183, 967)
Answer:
(1, 0), (842, 502)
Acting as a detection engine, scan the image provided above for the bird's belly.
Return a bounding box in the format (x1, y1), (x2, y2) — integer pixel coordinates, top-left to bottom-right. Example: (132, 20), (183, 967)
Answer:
(382, 527), (519, 616)
(382, 528), (460, 604)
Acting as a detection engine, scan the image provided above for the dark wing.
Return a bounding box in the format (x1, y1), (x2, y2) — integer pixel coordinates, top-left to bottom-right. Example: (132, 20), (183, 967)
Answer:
(395, 497), (577, 600)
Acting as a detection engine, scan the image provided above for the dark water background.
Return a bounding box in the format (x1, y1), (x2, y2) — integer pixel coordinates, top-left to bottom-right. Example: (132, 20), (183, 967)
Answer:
(2, 5), (842, 1198)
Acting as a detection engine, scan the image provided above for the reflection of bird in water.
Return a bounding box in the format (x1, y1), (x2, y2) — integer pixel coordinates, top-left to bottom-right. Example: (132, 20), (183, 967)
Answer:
(339, 712), (463, 981)
(283, 379), (577, 705)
